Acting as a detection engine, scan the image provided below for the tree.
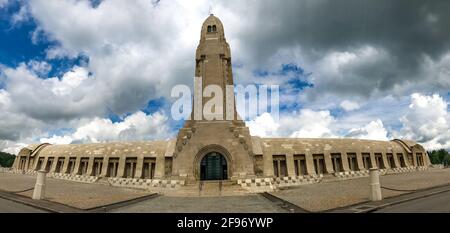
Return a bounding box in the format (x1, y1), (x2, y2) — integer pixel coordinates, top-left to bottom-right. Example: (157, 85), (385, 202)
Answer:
(428, 149), (450, 166)
(0, 151), (16, 167)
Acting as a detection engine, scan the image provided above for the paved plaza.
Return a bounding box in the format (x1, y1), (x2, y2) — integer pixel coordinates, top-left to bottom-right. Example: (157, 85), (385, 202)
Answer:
(1, 168), (450, 212)
(0, 197), (48, 213)
(374, 191), (450, 213)
(0, 173), (153, 209)
(272, 168), (450, 212)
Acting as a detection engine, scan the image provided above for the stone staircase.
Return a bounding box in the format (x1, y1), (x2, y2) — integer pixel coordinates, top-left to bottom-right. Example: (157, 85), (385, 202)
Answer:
(165, 180), (249, 197)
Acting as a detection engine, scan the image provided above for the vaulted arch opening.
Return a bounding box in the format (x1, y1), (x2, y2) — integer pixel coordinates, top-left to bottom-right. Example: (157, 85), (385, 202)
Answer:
(194, 144), (232, 180)
(200, 152), (227, 180)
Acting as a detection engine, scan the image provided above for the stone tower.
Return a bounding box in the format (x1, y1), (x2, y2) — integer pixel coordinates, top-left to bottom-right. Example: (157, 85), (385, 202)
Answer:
(191, 14), (240, 123)
(172, 14), (255, 181)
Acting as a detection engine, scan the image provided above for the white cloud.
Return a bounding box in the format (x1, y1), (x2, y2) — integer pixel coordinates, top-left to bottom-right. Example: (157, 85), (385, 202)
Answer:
(420, 52), (450, 89)
(247, 112), (280, 137)
(11, 4), (30, 24)
(40, 111), (173, 144)
(249, 109), (337, 138)
(340, 100), (360, 111)
(0, 0), (9, 8)
(0, 0), (210, 152)
(23, 0), (210, 115)
(3, 63), (100, 120)
(40, 135), (72, 145)
(0, 140), (27, 155)
(0, 88), (44, 143)
(346, 119), (389, 141)
(26, 60), (51, 75)
(248, 110), (392, 142)
(304, 46), (395, 100)
(288, 109), (336, 138)
(0, 89), (11, 108)
(397, 93), (450, 150)
(51, 66), (89, 96)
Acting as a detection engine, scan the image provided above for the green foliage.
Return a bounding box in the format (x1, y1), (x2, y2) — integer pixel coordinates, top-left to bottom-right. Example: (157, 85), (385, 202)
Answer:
(428, 149), (450, 166)
(0, 151), (16, 167)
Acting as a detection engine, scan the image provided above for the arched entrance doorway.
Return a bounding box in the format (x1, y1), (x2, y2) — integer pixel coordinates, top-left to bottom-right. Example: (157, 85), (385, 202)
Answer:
(200, 152), (228, 180)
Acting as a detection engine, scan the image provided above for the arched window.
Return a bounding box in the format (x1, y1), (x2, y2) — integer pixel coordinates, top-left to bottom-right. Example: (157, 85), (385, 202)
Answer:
(212, 25), (217, 32)
(207, 25), (212, 32)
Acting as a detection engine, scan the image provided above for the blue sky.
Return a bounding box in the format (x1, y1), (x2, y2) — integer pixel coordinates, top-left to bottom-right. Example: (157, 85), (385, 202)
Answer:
(0, 2), (89, 79)
(0, 0), (449, 153)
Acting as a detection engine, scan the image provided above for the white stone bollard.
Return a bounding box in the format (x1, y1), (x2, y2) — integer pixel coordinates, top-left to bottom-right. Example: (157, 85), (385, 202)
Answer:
(369, 168), (382, 201)
(32, 170), (47, 200)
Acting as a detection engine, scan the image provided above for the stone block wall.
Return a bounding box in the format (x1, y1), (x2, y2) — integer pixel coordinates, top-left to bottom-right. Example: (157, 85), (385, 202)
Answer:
(388, 166), (427, 174)
(0, 167), (11, 173)
(334, 170), (370, 179)
(107, 177), (185, 190)
(237, 166), (431, 193)
(237, 174), (324, 192)
(51, 173), (98, 183)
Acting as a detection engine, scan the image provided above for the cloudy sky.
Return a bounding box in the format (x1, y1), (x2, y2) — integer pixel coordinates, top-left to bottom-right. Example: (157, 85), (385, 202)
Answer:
(0, 0), (449, 154)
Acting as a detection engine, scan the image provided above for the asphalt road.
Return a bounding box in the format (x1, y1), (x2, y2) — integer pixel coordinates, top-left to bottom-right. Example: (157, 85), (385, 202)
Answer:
(0, 197), (48, 213)
(375, 191), (450, 213)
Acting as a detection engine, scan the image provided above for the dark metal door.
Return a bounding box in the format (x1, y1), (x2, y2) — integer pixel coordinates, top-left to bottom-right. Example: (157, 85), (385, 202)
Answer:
(200, 152), (227, 180)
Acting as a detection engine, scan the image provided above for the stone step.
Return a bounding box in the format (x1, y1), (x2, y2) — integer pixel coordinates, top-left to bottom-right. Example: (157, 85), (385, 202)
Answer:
(164, 181), (248, 197)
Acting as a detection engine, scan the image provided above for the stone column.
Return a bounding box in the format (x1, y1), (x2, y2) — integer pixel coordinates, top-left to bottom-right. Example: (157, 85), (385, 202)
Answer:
(50, 158), (58, 173)
(28, 158), (35, 171)
(412, 151), (418, 167)
(72, 157), (81, 175)
(100, 157), (109, 177)
(341, 153), (350, 172)
(263, 152), (274, 177)
(32, 158), (40, 171)
(154, 155), (166, 178)
(324, 152), (334, 174)
(24, 157), (30, 171)
(86, 157), (95, 176)
(408, 154), (414, 167)
(12, 157), (20, 170)
(135, 157), (144, 179)
(393, 154), (401, 168)
(61, 156), (70, 174)
(356, 152), (365, 171)
(32, 170), (47, 200)
(381, 152), (389, 169)
(369, 168), (382, 201)
(304, 151), (316, 175)
(42, 157), (49, 172)
(370, 152), (377, 169)
(285, 154), (296, 177)
(149, 162), (154, 179)
(117, 157), (126, 178)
